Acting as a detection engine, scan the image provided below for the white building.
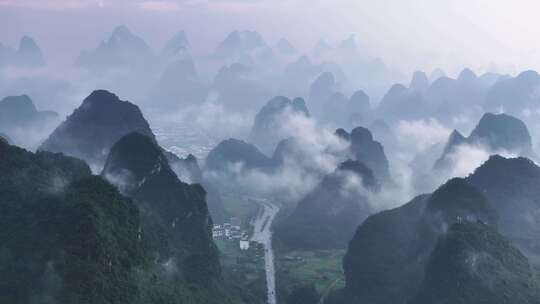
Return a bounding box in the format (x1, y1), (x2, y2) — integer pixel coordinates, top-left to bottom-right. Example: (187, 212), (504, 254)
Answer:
(240, 239), (250, 250)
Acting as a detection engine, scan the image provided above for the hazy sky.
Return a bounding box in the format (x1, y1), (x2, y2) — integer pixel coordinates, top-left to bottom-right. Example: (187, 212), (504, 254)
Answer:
(1, 0), (540, 74)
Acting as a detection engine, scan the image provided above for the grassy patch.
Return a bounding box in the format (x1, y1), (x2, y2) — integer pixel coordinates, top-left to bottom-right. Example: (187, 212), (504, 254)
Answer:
(216, 239), (267, 304)
(276, 250), (346, 302)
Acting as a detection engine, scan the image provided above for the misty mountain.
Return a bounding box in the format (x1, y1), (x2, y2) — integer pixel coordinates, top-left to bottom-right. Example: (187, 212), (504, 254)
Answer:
(271, 137), (302, 166)
(308, 72), (337, 114)
(336, 126), (391, 183)
(249, 96), (310, 154)
(484, 70), (540, 116)
(368, 119), (398, 152)
(409, 71), (429, 92)
(312, 39), (333, 58)
(0, 95), (59, 148)
(275, 38), (297, 56)
(340, 35), (358, 51)
(275, 159), (379, 250)
(214, 30), (266, 59)
(347, 89), (373, 126)
(378, 68), (497, 124)
(205, 138), (274, 172)
(377, 83), (429, 123)
(435, 113), (534, 170)
(424, 68), (488, 122)
(76, 25), (154, 71)
(340, 178), (497, 304)
(161, 31), (190, 60)
(0, 95), (58, 128)
(39, 90), (155, 170)
(317, 89), (374, 127)
(280, 55), (322, 97)
(212, 62), (272, 112)
(429, 68), (446, 82)
(102, 132), (221, 286)
(147, 58), (207, 111)
(0, 36), (45, 68)
(410, 222), (540, 304)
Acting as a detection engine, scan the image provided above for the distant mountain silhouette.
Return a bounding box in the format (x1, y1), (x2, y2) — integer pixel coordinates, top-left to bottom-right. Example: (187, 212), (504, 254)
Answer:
(147, 58), (207, 111)
(212, 62), (271, 112)
(0, 36), (45, 68)
(275, 38), (297, 56)
(409, 71), (429, 92)
(484, 70), (540, 115)
(435, 113), (534, 171)
(249, 96), (310, 154)
(377, 83), (429, 122)
(206, 138), (274, 172)
(308, 72), (337, 115)
(377, 68), (493, 124)
(39, 90), (154, 170)
(336, 127), (391, 182)
(0, 95), (58, 130)
(76, 25), (153, 71)
(0, 95), (59, 148)
(214, 30), (266, 59)
(161, 31), (190, 60)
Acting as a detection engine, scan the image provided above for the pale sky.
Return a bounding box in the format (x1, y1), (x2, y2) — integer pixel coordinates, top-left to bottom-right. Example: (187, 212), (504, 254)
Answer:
(1, 0), (540, 75)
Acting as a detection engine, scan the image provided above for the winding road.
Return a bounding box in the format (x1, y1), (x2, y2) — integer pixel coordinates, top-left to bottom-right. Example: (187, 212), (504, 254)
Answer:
(250, 198), (279, 304)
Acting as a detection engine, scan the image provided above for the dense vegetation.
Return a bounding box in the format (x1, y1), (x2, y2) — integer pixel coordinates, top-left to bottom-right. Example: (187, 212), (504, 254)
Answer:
(467, 155), (540, 264)
(102, 132), (221, 286)
(411, 222), (540, 304)
(0, 136), (259, 304)
(0, 140), (143, 303)
(340, 178), (499, 304)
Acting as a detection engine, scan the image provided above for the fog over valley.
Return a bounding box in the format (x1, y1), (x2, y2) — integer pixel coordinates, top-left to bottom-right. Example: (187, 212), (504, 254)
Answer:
(3, 1), (540, 304)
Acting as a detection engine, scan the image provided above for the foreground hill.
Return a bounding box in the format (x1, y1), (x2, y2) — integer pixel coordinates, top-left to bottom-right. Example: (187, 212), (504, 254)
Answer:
(410, 222), (540, 304)
(102, 132), (221, 286)
(339, 178), (497, 304)
(0, 140), (144, 303)
(467, 155), (540, 263)
(0, 136), (254, 303)
(327, 155), (540, 304)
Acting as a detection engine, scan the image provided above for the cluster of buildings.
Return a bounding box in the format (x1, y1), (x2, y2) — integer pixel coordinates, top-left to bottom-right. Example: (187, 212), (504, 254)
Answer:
(212, 217), (251, 250)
